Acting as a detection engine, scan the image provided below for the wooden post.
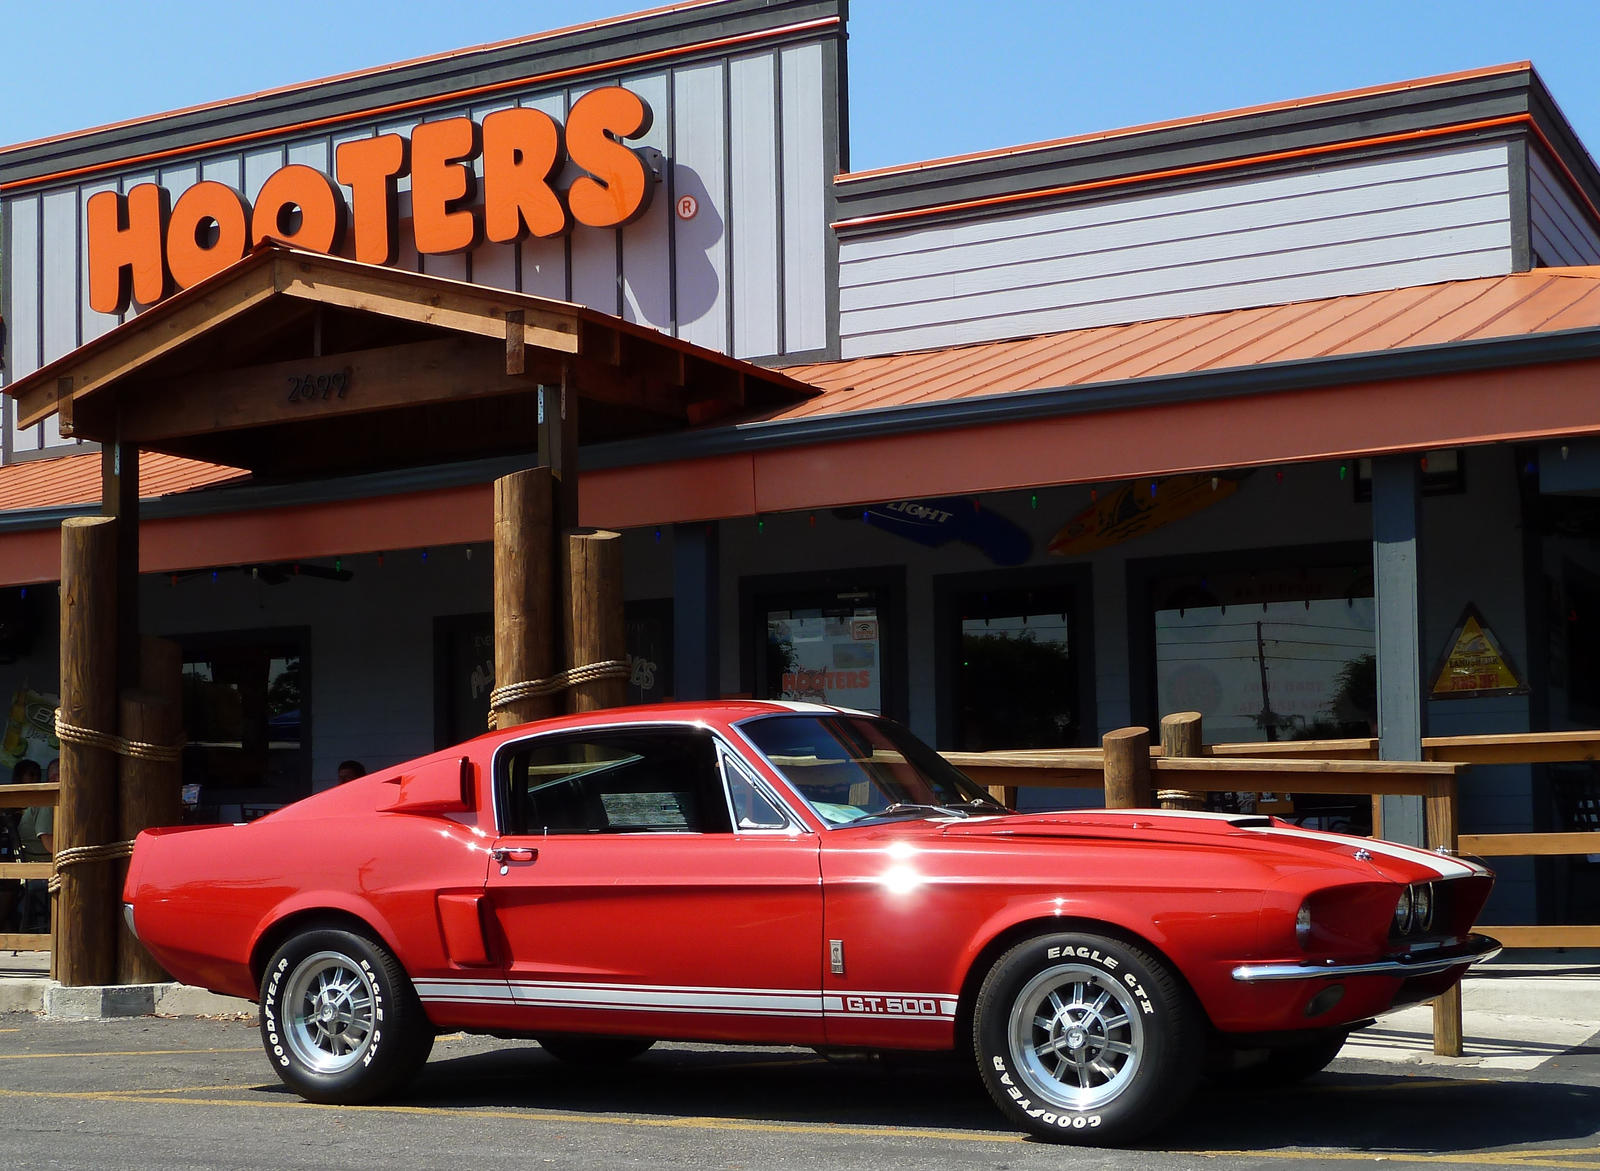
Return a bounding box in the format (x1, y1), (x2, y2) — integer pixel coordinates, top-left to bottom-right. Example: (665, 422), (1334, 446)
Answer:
(115, 635), (183, 984)
(57, 515), (119, 987)
(1426, 774), (1465, 1058)
(564, 530), (627, 713)
(493, 467), (560, 730)
(1103, 727), (1153, 809)
(1158, 711), (1207, 811)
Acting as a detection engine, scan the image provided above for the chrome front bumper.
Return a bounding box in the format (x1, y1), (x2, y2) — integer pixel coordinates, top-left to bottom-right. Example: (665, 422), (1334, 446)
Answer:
(1231, 933), (1502, 983)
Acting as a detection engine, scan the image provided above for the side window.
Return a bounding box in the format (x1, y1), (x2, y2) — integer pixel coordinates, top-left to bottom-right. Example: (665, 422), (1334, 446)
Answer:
(502, 728), (731, 835)
(720, 751), (793, 831)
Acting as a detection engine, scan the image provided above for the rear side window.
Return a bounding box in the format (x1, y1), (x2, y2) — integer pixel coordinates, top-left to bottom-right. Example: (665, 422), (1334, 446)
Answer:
(500, 728), (731, 835)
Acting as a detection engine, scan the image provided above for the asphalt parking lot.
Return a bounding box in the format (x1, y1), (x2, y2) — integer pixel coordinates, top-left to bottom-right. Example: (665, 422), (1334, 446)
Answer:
(3, 1010), (1600, 1171)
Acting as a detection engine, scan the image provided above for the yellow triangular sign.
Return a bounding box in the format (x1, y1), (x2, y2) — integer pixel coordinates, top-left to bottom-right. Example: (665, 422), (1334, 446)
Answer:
(1430, 606), (1525, 698)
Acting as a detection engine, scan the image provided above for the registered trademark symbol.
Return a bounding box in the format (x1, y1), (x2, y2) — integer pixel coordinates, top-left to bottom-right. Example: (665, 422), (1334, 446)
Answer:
(676, 194), (699, 220)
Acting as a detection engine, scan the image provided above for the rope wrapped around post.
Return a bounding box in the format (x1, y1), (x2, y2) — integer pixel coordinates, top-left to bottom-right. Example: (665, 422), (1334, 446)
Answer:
(487, 660), (631, 729)
(48, 841), (134, 894)
(49, 708), (186, 890)
(55, 709), (184, 763)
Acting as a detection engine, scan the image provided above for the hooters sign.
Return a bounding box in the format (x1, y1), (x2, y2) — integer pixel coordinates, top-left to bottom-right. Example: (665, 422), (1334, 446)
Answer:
(86, 87), (657, 315)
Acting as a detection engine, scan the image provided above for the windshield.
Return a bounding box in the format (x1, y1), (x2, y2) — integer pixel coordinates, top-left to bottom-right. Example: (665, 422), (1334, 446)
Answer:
(737, 713), (1008, 826)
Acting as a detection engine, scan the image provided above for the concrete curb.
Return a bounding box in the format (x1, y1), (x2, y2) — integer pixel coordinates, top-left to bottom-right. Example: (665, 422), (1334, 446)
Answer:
(0, 980), (256, 1020)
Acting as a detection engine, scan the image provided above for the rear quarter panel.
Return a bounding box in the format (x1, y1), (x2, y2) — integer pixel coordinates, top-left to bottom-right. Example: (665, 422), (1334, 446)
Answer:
(126, 805), (492, 1008)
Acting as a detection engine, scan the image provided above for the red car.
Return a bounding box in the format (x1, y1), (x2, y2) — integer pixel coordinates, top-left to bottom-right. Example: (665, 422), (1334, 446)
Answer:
(123, 701), (1498, 1144)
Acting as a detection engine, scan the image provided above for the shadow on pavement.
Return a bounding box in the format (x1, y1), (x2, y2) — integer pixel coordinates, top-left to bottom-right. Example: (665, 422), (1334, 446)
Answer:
(236, 1040), (1600, 1154)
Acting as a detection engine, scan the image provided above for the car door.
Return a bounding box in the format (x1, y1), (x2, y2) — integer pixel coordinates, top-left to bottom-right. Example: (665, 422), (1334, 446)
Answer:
(484, 725), (825, 1045)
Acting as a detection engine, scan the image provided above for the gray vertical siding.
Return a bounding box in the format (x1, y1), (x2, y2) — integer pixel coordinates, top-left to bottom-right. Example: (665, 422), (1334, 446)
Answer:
(780, 43), (827, 353)
(7, 196), (39, 452)
(622, 73), (674, 334)
(1529, 148), (1600, 267)
(673, 63), (729, 352)
(837, 143), (1519, 358)
(730, 54), (781, 359)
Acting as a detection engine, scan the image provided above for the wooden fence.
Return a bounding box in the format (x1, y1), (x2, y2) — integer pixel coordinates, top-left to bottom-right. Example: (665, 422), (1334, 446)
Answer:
(1, 780), (58, 952)
(946, 721), (1600, 1057)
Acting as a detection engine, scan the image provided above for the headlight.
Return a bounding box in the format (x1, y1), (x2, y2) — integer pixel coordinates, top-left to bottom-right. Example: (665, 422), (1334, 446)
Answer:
(1295, 901), (1313, 947)
(1412, 882), (1435, 932)
(1393, 887), (1414, 935)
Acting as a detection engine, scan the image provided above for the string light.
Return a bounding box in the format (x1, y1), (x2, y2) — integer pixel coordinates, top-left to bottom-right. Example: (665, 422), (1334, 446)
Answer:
(1090, 487), (1098, 502)
(1030, 493), (1038, 509)
(1420, 456), (1429, 472)
(169, 574), (177, 587)
(1149, 481), (1157, 498)
(377, 551), (385, 567)
(1210, 476), (1219, 490)
(757, 517), (765, 534)
(654, 528), (662, 542)
(421, 549), (429, 563)
(334, 558), (342, 572)
(808, 514), (815, 527)
(1339, 463), (1348, 480)
(464, 547), (472, 561)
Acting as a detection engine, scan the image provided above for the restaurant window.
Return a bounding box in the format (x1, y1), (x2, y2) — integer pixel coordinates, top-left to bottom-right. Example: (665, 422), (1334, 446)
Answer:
(180, 629), (310, 819)
(1152, 564), (1376, 745)
(743, 570), (905, 720)
(935, 571), (1092, 751)
(1147, 560), (1375, 829)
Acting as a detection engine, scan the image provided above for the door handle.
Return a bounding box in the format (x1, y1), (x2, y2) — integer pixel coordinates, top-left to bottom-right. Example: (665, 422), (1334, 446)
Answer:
(491, 847), (538, 864)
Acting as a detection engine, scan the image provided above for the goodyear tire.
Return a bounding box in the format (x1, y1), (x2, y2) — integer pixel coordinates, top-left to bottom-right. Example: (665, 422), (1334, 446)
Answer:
(536, 1035), (656, 1065)
(259, 927), (434, 1104)
(973, 932), (1201, 1144)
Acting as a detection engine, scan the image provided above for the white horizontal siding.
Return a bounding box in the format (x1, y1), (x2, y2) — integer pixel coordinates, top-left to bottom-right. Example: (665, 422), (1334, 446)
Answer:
(1529, 148), (1600, 267)
(840, 143), (1515, 358)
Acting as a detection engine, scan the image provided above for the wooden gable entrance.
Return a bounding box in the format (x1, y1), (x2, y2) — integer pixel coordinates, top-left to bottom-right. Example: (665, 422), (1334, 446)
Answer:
(2, 242), (817, 987)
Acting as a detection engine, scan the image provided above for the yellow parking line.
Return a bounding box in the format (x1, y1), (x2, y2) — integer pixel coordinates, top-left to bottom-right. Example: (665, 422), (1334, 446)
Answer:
(115, 1085), (258, 1096)
(1190, 1151), (1600, 1168)
(1, 1083), (1596, 1166)
(0, 1048), (257, 1060)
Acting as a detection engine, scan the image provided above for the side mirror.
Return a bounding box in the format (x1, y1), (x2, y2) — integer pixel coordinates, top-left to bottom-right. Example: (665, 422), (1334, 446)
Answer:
(383, 756), (477, 814)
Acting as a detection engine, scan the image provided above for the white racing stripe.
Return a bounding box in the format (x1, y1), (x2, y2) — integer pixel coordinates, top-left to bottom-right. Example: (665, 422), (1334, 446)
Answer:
(415, 977), (957, 1021)
(1242, 823), (1485, 877)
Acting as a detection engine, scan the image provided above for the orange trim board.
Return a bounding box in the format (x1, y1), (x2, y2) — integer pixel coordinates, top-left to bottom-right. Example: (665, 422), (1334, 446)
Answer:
(837, 62), (1533, 183)
(0, 17), (841, 195)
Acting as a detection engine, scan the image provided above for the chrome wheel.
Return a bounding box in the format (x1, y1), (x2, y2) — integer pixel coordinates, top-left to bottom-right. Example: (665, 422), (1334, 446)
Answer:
(282, 950), (378, 1074)
(1007, 961), (1145, 1112)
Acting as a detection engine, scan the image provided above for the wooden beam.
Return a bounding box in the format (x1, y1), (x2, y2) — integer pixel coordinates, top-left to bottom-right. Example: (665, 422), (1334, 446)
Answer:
(116, 337), (563, 443)
(102, 441), (140, 688)
(16, 267), (279, 428)
(274, 259), (579, 354)
(1424, 730), (1600, 763)
(506, 310), (526, 376)
(1475, 924), (1600, 948)
(1458, 831), (1600, 856)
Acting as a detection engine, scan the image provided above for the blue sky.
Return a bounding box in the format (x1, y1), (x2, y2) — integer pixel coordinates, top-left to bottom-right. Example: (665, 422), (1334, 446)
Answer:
(3, 1), (1600, 171)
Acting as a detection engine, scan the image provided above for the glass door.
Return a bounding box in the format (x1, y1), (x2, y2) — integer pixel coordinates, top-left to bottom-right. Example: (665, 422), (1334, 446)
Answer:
(949, 584), (1081, 750)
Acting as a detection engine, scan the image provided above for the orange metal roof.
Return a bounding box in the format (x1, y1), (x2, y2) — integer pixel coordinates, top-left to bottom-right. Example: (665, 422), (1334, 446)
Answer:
(0, 450), (244, 512)
(777, 268), (1600, 418)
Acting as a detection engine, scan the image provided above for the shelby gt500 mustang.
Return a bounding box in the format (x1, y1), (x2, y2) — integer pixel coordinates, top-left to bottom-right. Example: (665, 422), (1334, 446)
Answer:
(123, 701), (1497, 1144)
